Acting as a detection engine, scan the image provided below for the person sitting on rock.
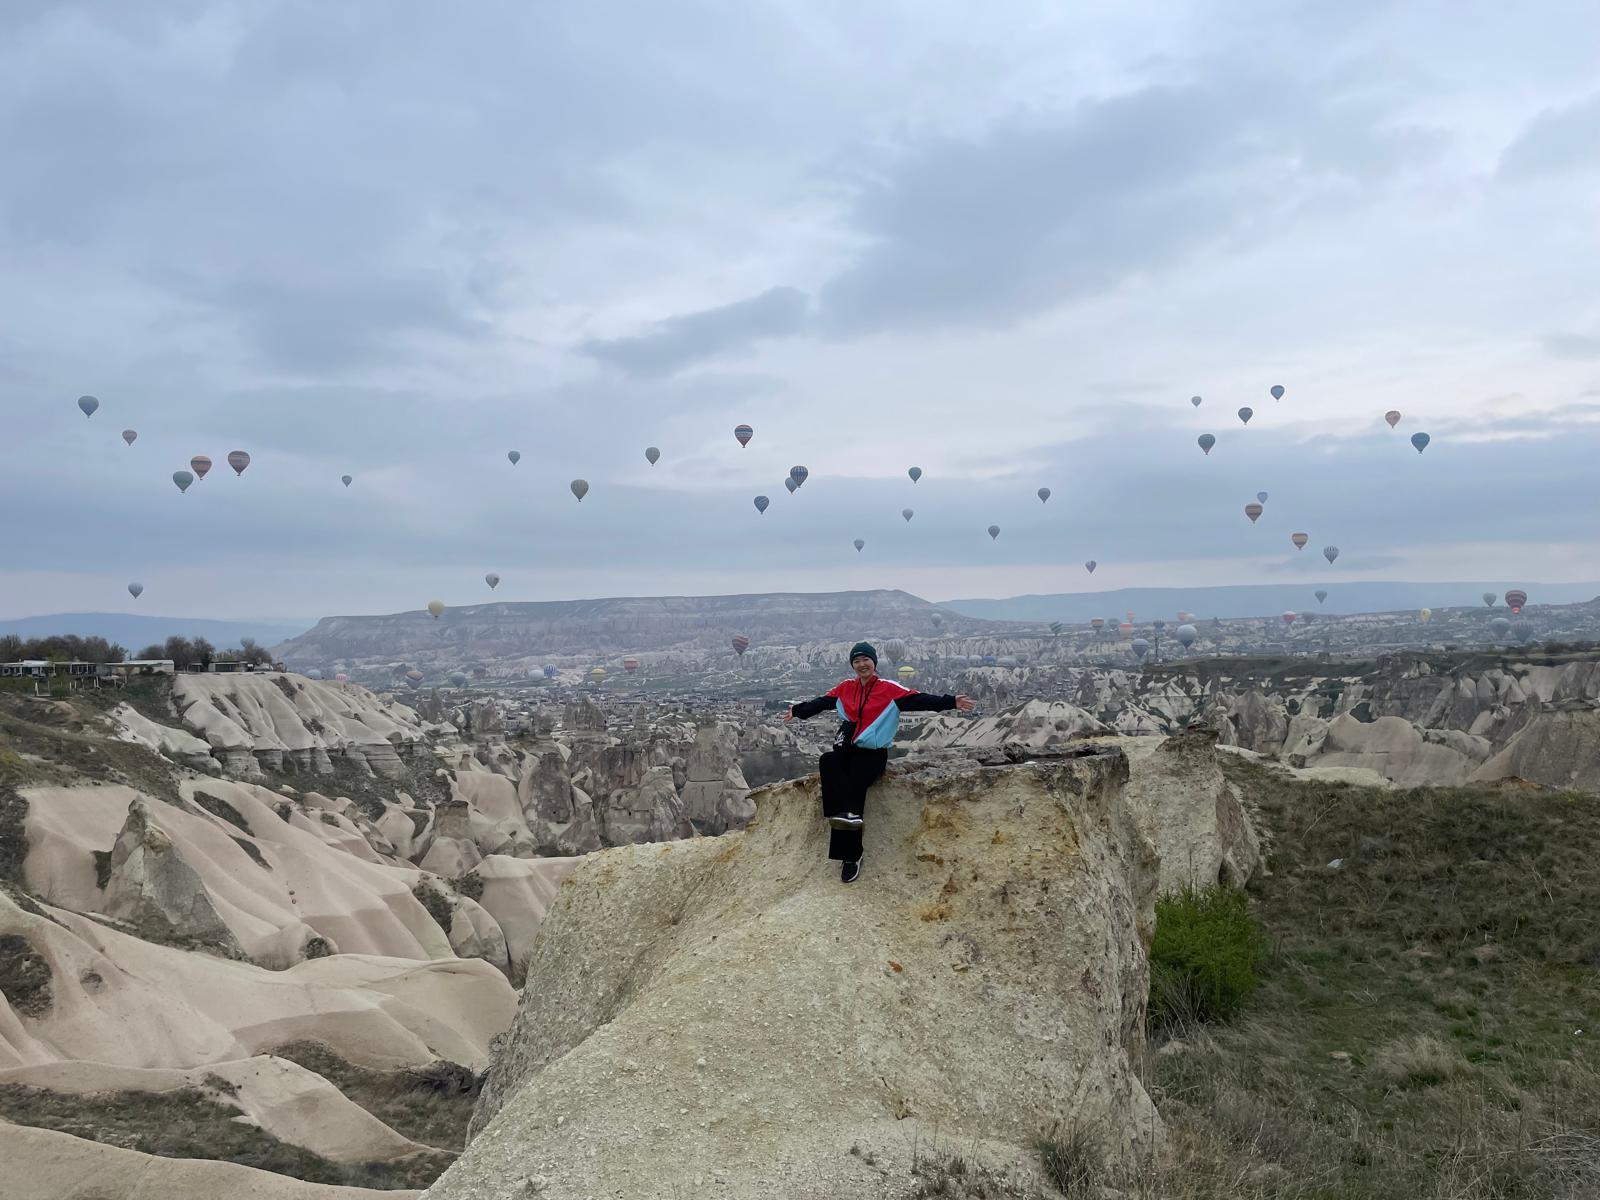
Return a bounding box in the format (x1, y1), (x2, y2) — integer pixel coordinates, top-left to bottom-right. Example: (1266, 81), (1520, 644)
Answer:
(785, 641), (973, 883)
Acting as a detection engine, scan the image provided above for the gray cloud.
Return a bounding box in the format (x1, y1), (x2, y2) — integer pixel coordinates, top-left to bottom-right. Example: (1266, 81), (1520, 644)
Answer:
(1498, 91), (1600, 178)
(582, 287), (811, 376)
(1543, 333), (1600, 360)
(816, 76), (1438, 334)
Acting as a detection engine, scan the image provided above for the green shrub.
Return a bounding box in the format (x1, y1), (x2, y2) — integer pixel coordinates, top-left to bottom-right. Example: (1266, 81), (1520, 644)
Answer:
(1149, 884), (1263, 1034)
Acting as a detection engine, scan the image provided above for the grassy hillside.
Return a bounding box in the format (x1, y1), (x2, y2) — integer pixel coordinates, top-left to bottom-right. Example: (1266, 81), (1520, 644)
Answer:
(1139, 761), (1600, 1199)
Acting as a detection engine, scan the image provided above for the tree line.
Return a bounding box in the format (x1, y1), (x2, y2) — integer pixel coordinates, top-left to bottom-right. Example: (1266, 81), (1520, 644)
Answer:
(0, 633), (273, 671)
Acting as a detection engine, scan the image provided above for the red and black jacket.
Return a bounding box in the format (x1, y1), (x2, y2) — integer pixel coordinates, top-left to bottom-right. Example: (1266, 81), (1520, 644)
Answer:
(790, 675), (957, 749)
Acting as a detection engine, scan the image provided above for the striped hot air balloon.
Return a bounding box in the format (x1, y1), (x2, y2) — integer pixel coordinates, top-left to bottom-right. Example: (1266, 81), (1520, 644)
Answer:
(734, 424), (753, 447)
(1245, 502), (1263, 523)
(1291, 532), (1309, 550)
(731, 635), (750, 656)
(227, 450), (251, 476)
(1504, 589), (1527, 614)
(190, 455), (213, 480)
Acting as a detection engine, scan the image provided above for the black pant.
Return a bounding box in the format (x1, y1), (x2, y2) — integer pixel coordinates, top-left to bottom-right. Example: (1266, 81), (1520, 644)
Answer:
(818, 745), (887, 861)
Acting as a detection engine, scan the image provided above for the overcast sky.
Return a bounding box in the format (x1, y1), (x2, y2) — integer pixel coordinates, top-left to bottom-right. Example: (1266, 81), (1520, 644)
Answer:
(3, 1), (1599, 620)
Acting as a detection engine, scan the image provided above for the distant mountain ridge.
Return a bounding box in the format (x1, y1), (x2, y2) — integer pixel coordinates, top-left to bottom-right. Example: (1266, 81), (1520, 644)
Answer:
(274, 589), (1003, 666)
(945, 581), (1600, 624)
(0, 612), (315, 651)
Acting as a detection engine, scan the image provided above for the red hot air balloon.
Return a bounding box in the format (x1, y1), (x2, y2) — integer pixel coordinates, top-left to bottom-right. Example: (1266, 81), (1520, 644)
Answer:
(623, 658), (640, 673)
(1281, 611), (1297, 625)
(190, 455), (213, 480)
(1245, 502), (1263, 523)
(731, 634), (750, 656)
(1118, 622), (1133, 636)
(1504, 589), (1527, 614)
(734, 424), (753, 447)
(1384, 410), (1401, 429)
(1291, 532), (1309, 550)
(227, 450), (250, 476)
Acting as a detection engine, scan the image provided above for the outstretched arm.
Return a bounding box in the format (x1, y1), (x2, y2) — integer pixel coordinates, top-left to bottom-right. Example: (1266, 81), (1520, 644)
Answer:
(894, 692), (976, 713)
(785, 695), (835, 722)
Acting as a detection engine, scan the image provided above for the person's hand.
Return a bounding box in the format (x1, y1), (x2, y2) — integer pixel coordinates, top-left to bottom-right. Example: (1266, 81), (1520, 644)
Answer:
(955, 695), (975, 711)
(783, 709), (794, 722)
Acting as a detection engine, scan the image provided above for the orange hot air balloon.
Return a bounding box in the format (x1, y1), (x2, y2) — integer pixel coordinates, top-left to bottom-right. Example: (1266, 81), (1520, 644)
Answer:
(1118, 622), (1133, 636)
(1245, 502), (1263, 524)
(1504, 589), (1527, 614)
(190, 455), (213, 480)
(1291, 532), (1309, 550)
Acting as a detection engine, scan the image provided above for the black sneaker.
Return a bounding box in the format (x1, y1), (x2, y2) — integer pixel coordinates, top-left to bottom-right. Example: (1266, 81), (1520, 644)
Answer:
(828, 812), (864, 830)
(841, 857), (863, 884)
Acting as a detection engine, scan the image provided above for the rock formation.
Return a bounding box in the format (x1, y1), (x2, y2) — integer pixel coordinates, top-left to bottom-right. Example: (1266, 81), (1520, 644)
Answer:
(436, 750), (1164, 1199)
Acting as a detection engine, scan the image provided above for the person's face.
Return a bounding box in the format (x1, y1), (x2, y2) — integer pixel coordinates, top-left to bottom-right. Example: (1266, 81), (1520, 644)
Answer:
(852, 655), (876, 680)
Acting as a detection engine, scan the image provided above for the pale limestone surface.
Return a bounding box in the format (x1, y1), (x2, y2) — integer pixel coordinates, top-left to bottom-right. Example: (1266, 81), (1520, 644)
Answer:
(0, 1121), (418, 1200)
(429, 751), (1163, 1200)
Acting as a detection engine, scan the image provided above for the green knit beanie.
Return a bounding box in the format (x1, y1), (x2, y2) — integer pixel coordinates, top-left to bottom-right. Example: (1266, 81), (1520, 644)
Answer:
(848, 642), (878, 666)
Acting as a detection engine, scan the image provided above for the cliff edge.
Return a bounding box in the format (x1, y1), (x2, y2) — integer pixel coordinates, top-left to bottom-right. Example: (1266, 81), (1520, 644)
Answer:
(426, 746), (1164, 1199)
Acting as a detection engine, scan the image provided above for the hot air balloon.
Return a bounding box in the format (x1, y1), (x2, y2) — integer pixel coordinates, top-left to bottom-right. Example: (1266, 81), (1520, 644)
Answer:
(1119, 622), (1134, 636)
(1131, 638), (1150, 659)
(190, 455), (213, 480)
(1323, 545), (1340, 564)
(1270, 385), (1285, 401)
(908, 467), (922, 483)
(77, 395), (100, 418)
(1281, 611), (1297, 625)
(734, 424), (753, 447)
(1315, 589), (1328, 604)
(1090, 617), (1105, 631)
(589, 667), (607, 682)
(1291, 532), (1309, 550)
(1490, 616), (1511, 638)
(508, 450), (521, 465)
(1256, 491), (1269, 504)
(1298, 610), (1315, 625)
(1198, 434), (1216, 455)
(898, 665), (916, 682)
(731, 635), (749, 656)
(1177, 611), (1193, 622)
(121, 429), (137, 446)
(645, 446), (661, 465)
(1245, 502), (1263, 523)
(931, 613), (943, 628)
(784, 477), (798, 494)
(1153, 619), (1166, 632)
(885, 640), (907, 664)
(987, 525), (1001, 540)
(1238, 407), (1253, 426)
(341, 474), (353, 487)
(127, 582), (143, 599)
(853, 539), (865, 552)
(544, 664), (558, 679)
(427, 600), (445, 619)
(1505, 589), (1527, 614)
(172, 470), (194, 493)
(754, 495), (770, 514)
(1037, 487), (1051, 503)
(1482, 592), (1496, 607)
(623, 658), (639, 674)
(1176, 624), (1197, 648)
(1385, 410), (1401, 429)
(334, 673), (349, 683)
(789, 466), (808, 487)
(450, 671), (468, 687)
(406, 669), (424, 683)
(485, 573), (500, 589)
(902, 508), (914, 522)
(1085, 560), (1097, 574)
(1419, 607), (1433, 623)
(570, 479), (589, 501)
(982, 654), (997, 665)
(1190, 395), (1202, 408)
(1411, 432), (1430, 454)
(227, 450), (250, 476)
(1048, 621), (1064, 636)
